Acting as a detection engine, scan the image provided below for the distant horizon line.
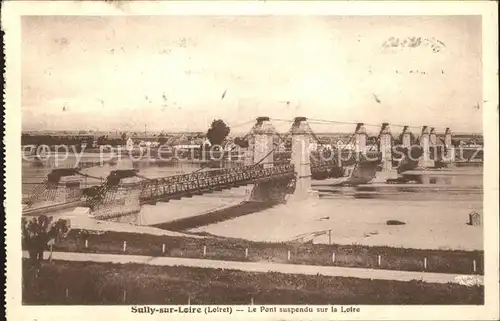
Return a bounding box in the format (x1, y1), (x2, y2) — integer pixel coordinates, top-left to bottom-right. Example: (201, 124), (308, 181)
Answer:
(21, 129), (484, 136)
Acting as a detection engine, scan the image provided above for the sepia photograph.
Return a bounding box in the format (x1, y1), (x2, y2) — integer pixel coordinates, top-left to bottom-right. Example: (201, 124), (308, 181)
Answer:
(3, 1), (499, 320)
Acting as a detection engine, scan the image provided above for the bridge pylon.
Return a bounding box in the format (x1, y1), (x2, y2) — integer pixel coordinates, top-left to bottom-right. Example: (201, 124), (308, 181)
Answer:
(23, 169), (83, 211)
(244, 126), (255, 166)
(443, 127), (456, 162)
(58, 176), (83, 203)
(245, 117), (286, 202)
(418, 126), (435, 168)
(402, 126), (412, 148)
(374, 123), (398, 182)
(87, 170), (142, 220)
(253, 116), (275, 168)
(354, 123), (367, 154)
(379, 123), (393, 172)
(429, 127), (438, 146)
(287, 117), (318, 201)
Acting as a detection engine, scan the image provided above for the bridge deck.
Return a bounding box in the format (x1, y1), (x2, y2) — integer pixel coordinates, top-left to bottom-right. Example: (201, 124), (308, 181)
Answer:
(139, 164), (295, 204)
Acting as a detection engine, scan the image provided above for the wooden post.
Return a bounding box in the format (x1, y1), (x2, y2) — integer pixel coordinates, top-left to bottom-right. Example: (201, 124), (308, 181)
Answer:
(123, 290), (127, 302)
(287, 250), (291, 261)
(123, 241), (127, 252)
(328, 229), (332, 245)
(245, 248), (248, 258)
(332, 253), (336, 263)
(65, 288), (69, 299)
(473, 260), (477, 273)
(84, 239), (88, 248)
(203, 245), (206, 257)
(250, 297), (254, 305)
(49, 244), (53, 262)
(188, 296), (191, 305)
(162, 244), (166, 254)
(377, 255), (381, 266)
(424, 257), (427, 270)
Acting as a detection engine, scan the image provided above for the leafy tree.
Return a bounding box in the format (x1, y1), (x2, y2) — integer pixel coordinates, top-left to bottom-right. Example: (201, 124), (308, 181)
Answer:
(367, 136), (378, 146)
(158, 133), (167, 145)
(234, 137), (249, 148)
(451, 139), (461, 148)
(21, 215), (71, 268)
(206, 119), (230, 146)
(96, 135), (108, 146)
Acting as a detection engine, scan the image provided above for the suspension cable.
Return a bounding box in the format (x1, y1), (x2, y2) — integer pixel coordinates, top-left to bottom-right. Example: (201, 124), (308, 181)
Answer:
(339, 132), (357, 153)
(226, 119), (256, 129)
(254, 128), (293, 166)
(307, 118), (434, 131)
(75, 171), (104, 181)
(134, 173), (155, 181)
(270, 118), (294, 123)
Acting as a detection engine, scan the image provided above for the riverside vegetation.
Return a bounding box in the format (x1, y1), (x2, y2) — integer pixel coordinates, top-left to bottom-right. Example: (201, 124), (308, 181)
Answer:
(22, 260), (483, 305)
(39, 229), (484, 275)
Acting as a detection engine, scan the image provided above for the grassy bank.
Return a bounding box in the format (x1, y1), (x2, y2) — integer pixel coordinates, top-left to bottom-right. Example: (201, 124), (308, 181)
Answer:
(22, 260), (483, 305)
(47, 229), (484, 275)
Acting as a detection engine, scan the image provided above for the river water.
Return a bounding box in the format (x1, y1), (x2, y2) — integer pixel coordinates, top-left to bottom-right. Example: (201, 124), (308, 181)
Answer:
(22, 153), (483, 250)
(21, 153), (239, 196)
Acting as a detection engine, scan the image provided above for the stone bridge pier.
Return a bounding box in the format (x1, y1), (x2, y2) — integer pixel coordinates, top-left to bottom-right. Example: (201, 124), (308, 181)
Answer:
(57, 176), (83, 203)
(429, 127), (438, 146)
(418, 126), (435, 168)
(355, 123), (367, 155)
(244, 116), (318, 203)
(374, 123), (398, 182)
(90, 171), (142, 221)
(287, 117), (318, 201)
(35, 175), (83, 206)
(443, 127), (456, 163)
(401, 126), (412, 148)
(245, 117), (290, 202)
(253, 116), (275, 168)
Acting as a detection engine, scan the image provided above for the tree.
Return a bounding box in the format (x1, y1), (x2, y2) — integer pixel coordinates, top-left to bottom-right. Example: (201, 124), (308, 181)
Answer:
(367, 136), (378, 146)
(234, 137), (249, 148)
(21, 215), (71, 268)
(96, 135), (108, 146)
(206, 119), (230, 146)
(158, 133), (167, 145)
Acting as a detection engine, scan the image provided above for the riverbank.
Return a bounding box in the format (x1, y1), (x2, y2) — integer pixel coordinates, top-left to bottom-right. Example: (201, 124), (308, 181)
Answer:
(192, 197), (483, 251)
(22, 259), (483, 305)
(47, 229), (484, 275)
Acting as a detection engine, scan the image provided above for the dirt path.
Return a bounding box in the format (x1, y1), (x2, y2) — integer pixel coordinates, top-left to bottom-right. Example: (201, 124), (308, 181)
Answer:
(25, 251), (484, 286)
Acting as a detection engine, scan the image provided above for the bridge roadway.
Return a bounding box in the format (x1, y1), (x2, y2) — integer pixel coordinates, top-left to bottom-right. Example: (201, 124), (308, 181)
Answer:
(24, 158), (346, 211)
(26, 150), (377, 211)
(138, 163), (295, 204)
(137, 157), (362, 204)
(88, 158), (349, 207)
(26, 251), (483, 285)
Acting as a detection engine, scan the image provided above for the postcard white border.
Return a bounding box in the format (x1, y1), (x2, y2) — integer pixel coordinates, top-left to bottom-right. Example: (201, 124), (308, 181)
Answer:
(3, 1), (499, 320)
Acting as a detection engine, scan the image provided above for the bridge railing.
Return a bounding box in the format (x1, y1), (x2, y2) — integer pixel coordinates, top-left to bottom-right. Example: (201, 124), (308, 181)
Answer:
(139, 164), (267, 188)
(86, 159), (355, 207)
(139, 164), (295, 202)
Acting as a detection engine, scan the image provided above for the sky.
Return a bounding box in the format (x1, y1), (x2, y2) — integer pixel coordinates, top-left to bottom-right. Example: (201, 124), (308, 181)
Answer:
(22, 15), (483, 134)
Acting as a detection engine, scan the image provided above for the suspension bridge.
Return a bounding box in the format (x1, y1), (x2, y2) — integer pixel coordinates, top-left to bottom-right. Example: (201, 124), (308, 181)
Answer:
(22, 116), (481, 219)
